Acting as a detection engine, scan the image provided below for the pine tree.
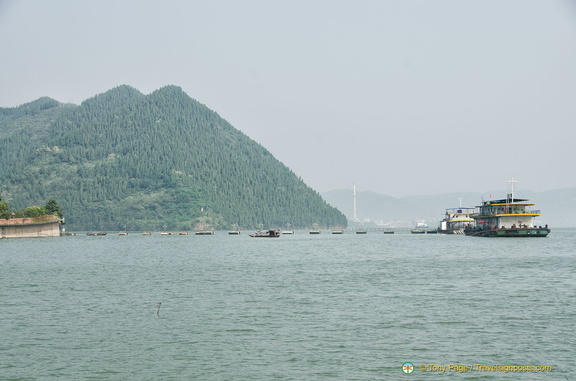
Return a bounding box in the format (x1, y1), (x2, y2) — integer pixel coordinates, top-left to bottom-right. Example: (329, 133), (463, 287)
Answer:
(45, 199), (64, 218)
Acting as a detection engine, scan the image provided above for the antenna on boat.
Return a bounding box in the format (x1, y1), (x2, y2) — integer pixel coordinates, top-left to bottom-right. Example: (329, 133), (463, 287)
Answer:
(507, 177), (518, 201)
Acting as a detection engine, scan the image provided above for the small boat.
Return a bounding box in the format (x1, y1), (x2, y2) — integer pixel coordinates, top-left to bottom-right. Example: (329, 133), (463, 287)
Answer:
(229, 224), (241, 235)
(383, 230), (394, 234)
(86, 232), (107, 236)
(355, 230), (367, 234)
(411, 223), (428, 234)
(142, 232), (152, 235)
(118, 232), (128, 236)
(281, 230), (294, 235)
(309, 230), (321, 234)
(160, 232), (172, 235)
(464, 179), (551, 238)
(438, 207), (475, 234)
(195, 231), (215, 235)
(179, 232), (188, 235)
(249, 229), (280, 238)
(332, 230), (344, 234)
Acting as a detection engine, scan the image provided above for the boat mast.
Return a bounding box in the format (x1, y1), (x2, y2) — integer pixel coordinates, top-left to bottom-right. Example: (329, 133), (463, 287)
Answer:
(507, 177), (518, 202)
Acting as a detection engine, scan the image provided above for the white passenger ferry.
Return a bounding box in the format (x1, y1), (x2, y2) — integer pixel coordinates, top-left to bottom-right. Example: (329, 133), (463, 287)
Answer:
(464, 180), (550, 237)
(438, 207), (475, 234)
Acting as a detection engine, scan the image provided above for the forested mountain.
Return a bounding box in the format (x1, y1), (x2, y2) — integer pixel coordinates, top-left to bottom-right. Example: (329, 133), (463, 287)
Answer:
(0, 85), (346, 231)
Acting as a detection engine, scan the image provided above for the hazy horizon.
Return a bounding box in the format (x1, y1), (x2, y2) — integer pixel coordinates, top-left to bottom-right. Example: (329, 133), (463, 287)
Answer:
(2, 0), (575, 197)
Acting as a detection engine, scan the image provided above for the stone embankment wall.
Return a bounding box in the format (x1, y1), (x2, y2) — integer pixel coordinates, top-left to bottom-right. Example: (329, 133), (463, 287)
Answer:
(0, 215), (62, 238)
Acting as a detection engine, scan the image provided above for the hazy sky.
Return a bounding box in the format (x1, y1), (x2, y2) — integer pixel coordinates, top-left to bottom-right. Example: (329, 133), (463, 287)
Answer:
(1, 0), (575, 197)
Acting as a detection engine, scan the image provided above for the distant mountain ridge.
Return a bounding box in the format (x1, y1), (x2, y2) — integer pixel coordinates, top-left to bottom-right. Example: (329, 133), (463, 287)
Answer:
(0, 85), (347, 230)
(322, 188), (576, 228)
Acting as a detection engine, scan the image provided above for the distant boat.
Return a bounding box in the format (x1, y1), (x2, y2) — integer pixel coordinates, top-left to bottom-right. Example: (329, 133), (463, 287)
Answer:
(282, 224), (294, 235)
(383, 230), (394, 234)
(332, 230), (344, 234)
(195, 231), (214, 235)
(355, 230), (367, 234)
(309, 230), (321, 234)
(438, 207), (475, 234)
(464, 179), (550, 238)
(179, 232), (188, 235)
(249, 229), (280, 238)
(411, 222), (428, 234)
(118, 232), (128, 236)
(86, 232), (106, 236)
(142, 232), (152, 235)
(229, 224), (241, 235)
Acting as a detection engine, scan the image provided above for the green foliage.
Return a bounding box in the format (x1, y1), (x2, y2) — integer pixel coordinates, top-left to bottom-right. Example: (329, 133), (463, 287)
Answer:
(0, 195), (9, 218)
(45, 198), (64, 218)
(0, 203), (8, 219)
(0, 85), (347, 231)
(15, 206), (48, 218)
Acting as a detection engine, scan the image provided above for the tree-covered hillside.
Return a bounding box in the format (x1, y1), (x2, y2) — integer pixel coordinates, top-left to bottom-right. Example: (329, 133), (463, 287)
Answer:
(0, 85), (346, 231)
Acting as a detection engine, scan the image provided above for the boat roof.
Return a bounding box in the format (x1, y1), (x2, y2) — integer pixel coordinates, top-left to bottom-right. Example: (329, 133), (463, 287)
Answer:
(445, 207), (475, 211)
(480, 198), (534, 206)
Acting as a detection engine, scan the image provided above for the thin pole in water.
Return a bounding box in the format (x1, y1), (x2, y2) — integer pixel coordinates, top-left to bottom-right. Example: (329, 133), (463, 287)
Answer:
(157, 302), (161, 316)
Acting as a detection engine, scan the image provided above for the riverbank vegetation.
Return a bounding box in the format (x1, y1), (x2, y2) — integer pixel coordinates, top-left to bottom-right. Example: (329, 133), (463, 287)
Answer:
(0, 196), (63, 220)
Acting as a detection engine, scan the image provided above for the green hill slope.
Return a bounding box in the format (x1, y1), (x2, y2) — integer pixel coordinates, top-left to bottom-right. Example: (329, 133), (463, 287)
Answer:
(0, 85), (346, 231)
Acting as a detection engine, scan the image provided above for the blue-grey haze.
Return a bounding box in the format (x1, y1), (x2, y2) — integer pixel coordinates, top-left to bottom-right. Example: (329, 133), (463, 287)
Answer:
(1, 0), (575, 196)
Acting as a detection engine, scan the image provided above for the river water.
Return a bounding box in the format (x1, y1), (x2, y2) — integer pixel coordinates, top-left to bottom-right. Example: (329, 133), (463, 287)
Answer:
(1, 229), (574, 380)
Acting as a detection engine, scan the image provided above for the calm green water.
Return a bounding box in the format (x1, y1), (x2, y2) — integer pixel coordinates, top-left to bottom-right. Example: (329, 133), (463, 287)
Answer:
(1, 229), (574, 380)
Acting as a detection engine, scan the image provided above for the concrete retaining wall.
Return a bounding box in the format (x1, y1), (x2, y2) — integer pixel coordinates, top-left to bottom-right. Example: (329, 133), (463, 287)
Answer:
(0, 216), (62, 238)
